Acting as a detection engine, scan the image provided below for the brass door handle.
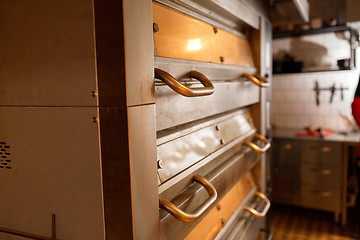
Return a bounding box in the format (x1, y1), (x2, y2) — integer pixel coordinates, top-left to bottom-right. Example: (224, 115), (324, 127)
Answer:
(159, 174), (218, 222)
(155, 68), (214, 97)
(242, 133), (271, 153)
(241, 73), (270, 88)
(243, 192), (271, 218)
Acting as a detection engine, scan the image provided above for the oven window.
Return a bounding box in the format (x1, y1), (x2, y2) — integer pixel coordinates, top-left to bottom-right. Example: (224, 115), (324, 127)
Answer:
(153, 2), (255, 67)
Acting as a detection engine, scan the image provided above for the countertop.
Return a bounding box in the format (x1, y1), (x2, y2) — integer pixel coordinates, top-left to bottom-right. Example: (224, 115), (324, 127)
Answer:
(272, 128), (360, 145)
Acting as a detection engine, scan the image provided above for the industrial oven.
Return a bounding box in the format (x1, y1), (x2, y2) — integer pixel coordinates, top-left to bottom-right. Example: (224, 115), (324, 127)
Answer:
(0, 0), (272, 239)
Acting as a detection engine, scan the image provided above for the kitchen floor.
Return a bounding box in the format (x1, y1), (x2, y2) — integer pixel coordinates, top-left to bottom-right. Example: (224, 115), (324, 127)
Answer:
(268, 203), (360, 240)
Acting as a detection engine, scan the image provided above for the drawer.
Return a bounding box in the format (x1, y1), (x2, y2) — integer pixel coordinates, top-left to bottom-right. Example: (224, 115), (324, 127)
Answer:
(301, 141), (341, 166)
(300, 165), (341, 187)
(300, 185), (341, 212)
(155, 80), (259, 131)
(273, 138), (300, 168)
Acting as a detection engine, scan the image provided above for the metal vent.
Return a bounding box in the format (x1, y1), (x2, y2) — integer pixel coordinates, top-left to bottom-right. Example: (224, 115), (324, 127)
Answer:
(0, 142), (12, 170)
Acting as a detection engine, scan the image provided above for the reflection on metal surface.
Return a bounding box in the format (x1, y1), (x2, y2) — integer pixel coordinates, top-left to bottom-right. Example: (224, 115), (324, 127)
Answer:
(241, 73), (270, 88)
(153, 2), (255, 67)
(155, 68), (214, 97)
(184, 173), (256, 240)
(242, 133), (271, 153)
(187, 39), (202, 51)
(157, 109), (254, 183)
(159, 174), (217, 222)
(243, 192), (271, 218)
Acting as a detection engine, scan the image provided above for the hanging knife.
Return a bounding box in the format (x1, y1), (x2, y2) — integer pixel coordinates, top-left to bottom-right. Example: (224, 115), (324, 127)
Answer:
(314, 81), (320, 106)
(329, 83), (336, 103)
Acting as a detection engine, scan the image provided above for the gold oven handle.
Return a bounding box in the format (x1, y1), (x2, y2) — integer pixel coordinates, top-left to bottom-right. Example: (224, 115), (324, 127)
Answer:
(241, 73), (270, 88)
(242, 133), (271, 153)
(155, 68), (215, 97)
(159, 174), (218, 223)
(243, 192), (271, 218)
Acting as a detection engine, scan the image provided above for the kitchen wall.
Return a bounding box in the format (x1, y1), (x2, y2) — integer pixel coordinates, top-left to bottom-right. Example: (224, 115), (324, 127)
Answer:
(272, 24), (360, 132)
(272, 70), (359, 131)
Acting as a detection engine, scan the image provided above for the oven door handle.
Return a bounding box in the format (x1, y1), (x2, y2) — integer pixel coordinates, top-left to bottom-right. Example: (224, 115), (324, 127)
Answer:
(242, 133), (271, 153)
(155, 68), (214, 97)
(243, 192), (271, 218)
(159, 174), (218, 223)
(241, 73), (270, 88)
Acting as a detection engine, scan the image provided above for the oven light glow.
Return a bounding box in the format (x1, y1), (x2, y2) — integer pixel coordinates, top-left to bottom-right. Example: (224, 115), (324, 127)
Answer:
(187, 39), (201, 51)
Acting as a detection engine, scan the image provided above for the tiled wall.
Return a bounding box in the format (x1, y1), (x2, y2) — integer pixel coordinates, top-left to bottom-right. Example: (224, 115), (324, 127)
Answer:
(272, 70), (360, 131)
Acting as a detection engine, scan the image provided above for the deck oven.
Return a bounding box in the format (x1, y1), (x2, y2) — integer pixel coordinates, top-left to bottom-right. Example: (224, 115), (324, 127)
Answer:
(152, 1), (272, 239)
(0, 1), (272, 239)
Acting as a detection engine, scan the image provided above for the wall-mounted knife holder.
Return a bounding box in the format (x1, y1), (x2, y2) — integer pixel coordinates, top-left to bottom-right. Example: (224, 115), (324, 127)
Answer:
(313, 80), (349, 106)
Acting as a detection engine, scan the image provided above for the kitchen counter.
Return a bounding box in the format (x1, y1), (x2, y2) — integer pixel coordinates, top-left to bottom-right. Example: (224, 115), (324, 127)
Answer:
(272, 128), (360, 144)
(272, 127), (359, 225)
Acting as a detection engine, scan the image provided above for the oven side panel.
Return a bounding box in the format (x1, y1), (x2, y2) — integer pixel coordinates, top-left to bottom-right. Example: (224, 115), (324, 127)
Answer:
(0, 1), (97, 107)
(95, 0), (159, 239)
(0, 107), (105, 240)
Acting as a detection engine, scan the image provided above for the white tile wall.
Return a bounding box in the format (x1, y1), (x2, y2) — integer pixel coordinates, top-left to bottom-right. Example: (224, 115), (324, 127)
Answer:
(272, 70), (360, 131)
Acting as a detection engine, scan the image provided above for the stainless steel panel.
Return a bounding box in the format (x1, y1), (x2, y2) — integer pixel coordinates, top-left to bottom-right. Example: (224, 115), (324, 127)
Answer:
(155, 57), (257, 81)
(157, 109), (254, 183)
(154, 58), (258, 131)
(128, 105), (160, 240)
(0, 107), (104, 240)
(98, 106), (133, 240)
(124, 0), (155, 106)
(0, 1), (97, 107)
(155, 0), (260, 32)
(205, 0), (260, 29)
(156, 81), (259, 131)
(159, 145), (262, 240)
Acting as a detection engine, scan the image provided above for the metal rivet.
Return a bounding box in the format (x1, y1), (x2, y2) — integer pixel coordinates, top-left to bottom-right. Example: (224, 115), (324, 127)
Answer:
(153, 22), (159, 33)
(220, 56), (225, 63)
(215, 125), (220, 131)
(213, 27), (218, 34)
(217, 204), (222, 211)
(221, 218), (226, 227)
(92, 117), (99, 123)
(157, 159), (163, 169)
(220, 139), (225, 145)
(91, 91), (98, 97)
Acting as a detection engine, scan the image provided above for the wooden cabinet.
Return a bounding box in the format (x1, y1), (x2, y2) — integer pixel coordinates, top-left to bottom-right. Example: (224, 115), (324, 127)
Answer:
(272, 138), (342, 221)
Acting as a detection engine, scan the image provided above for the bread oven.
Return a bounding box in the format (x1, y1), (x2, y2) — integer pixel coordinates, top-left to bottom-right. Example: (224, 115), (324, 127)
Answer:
(0, 1), (272, 239)
(152, 1), (273, 239)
